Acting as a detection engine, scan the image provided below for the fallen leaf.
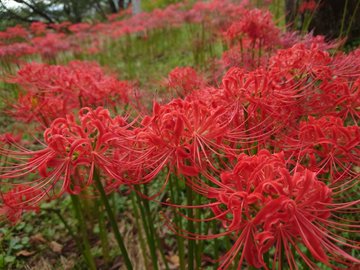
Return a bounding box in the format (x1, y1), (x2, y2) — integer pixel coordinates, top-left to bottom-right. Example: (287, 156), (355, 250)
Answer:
(30, 233), (46, 243)
(49, 241), (63, 253)
(16, 250), (35, 257)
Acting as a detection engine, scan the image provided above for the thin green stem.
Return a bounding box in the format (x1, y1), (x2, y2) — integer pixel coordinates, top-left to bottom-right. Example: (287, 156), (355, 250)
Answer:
(301, 0), (321, 33)
(186, 183), (195, 270)
(130, 192), (149, 268)
(339, 0), (349, 38)
(70, 195), (97, 270)
(141, 185), (170, 270)
(195, 193), (202, 269)
(94, 176), (133, 270)
(171, 175), (186, 270)
(95, 201), (110, 263)
(212, 221), (219, 270)
(134, 186), (159, 270)
(345, 0), (360, 38)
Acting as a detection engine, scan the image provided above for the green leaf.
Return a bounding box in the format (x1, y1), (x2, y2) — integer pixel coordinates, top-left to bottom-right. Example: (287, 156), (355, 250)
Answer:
(15, 222), (25, 231)
(24, 224), (34, 234)
(4, 255), (15, 264)
(21, 236), (30, 245)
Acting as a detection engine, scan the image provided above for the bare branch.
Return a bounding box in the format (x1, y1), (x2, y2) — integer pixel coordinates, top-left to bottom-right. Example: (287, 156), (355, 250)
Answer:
(0, 0), (36, 23)
(13, 0), (56, 23)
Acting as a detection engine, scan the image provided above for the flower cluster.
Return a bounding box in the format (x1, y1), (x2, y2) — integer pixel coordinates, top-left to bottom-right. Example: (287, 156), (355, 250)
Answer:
(0, 107), (136, 219)
(0, 1), (359, 269)
(7, 61), (133, 127)
(207, 151), (335, 269)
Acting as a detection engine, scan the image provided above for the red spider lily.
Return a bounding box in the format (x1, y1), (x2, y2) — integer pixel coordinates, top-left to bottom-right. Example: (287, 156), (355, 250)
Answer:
(0, 107), (136, 217)
(0, 25), (29, 42)
(269, 43), (332, 80)
(31, 33), (71, 60)
(50, 21), (71, 33)
(0, 185), (41, 223)
(11, 61), (131, 106)
(0, 133), (21, 145)
(187, 0), (244, 26)
(268, 44), (360, 122)
(192, 150), (360, 269)
(167, 66), (205, 98)
(220, 9), (281, 71)
(131, 98), (229, 184)
(68, 23), (91, 33)
(0, 0), (250, 59)
(333, 78), (360, 123)
(331, 48), (360, 79)
(7, 61), (132, 127)
(225, 9), (280, 49)
(299, 0), (317, 14)
(305, 77), (360, 123)
(216, 67), (313, 152)
(219, 42), (271, 71)
(0, 43), (35, 62)
(282, 116), (360, 184)
(30, 22), (48, 36)
(9, 93), (68, 127)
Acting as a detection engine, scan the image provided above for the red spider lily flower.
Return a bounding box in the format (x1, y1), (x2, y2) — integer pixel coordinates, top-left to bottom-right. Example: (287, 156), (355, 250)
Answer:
(7, 61), (133, 127)
(50, 21), (71, 33)
(30, 22), (48, 36)
(0, 133), (21, 145)
(333, 78), (360, 123)
(132, 98), (229, 183)
(219, 42), (271, 71)
(216, 67), (312, 152)
(31, 33), (71, 60)
(186, 0), (245, 32)
(203, 150), (360, 269)
(268, 45), (359, 122)
(0, 107), (135, 215)
(282, 116), (360, 184)
(269, 43), (332, 80)
(0, 185), (41, 223)
(9, 93), (68, 128)
(225, 9), (280, 49)
(221, 9), (280, 70)
(279, 31), (342, 51)
(0, 43), (35, 62)
(305, 77), (360, 123)
(10, 61), (131, 107)
(2, 25), (29, 41)
(167, 66), (205, 98)
(68, 23), (91, 33)
(331, 48), (360, 80)
(299, 0), (317, 14)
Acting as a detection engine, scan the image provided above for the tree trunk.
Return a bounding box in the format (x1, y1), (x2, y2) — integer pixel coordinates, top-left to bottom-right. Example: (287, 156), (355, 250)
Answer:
(132, 0), (141, 15)
(118, 0), (125, 10)
(108, 0), (118, 13)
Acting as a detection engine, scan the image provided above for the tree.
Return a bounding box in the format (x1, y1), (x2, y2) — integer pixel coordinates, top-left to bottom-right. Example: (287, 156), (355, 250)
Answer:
(132, 0), (141, 15)
(0, 0), (133, 27)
